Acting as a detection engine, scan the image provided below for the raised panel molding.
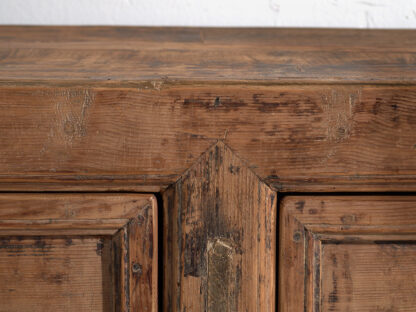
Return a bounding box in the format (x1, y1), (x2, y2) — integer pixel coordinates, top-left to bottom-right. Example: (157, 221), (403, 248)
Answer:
(280, 196), (416, 312)
(0, 194), (158, 312)
(163, 141), (277, 312)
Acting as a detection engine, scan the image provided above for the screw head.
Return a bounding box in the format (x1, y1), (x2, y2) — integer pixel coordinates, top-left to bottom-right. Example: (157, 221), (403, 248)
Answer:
(132, 262), (143, 276)
(137, 215), (145, 225)
(293, 231), (302, 242)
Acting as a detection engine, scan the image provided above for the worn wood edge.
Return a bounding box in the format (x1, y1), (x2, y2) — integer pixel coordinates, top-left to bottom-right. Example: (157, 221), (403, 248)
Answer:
(280, 195), (416, 208)
(278, 199), (297, 312)
(3, 30), (414, 84)
(1, 179), (414, 193)
(0, 193), (154, 218)
(269, 175), (416, 192)
(0, 182), (163, 193)
(3, 80), (416, 88)
(0, 173), (176, 193)
(115, 225), (129, 312)
(124, 194), (158, 312)
(161, 183), (179, 312)
(1, 79), (416, 89)
(1, 177), (415, 193)
(149, 195), (159, 312)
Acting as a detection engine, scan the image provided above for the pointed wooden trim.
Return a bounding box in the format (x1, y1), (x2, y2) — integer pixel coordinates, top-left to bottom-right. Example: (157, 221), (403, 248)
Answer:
(163, 141), (277, 312)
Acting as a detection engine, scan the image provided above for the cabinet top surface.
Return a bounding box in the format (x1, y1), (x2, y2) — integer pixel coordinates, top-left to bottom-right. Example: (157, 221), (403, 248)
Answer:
(1, 26), (415, 86)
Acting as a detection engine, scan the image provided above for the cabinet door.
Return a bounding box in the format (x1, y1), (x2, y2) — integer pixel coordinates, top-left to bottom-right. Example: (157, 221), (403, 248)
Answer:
(0, 194), (157, 312)
(280, 196), (416, 312)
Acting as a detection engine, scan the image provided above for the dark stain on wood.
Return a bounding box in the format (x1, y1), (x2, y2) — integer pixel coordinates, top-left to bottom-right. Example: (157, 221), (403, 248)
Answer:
(328, 272), (338, 304)
(112, 230), (123, 311)
(123, 226), (130, 312)
(96, 238), (104, 256)
(375, 240), (416, 245)
(184, 227), (206, 278)
(228, 165), (240, 174)
(42, 272), (66, 285)
(34, 237), (48, 250)
(183, 94), (245, 111)
(340, 214), (357, 224)
(176, 180), (183, 312)
(314, 247), (321, 312)
(330, 253), (337, 267)
(293, 231), (302, 243)
(0, 237), (52, 256)
(214, 96), (221, 107)
(295, 200), (305, 213)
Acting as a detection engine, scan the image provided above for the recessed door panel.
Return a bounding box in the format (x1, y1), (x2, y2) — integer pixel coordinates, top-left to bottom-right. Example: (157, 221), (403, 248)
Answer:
(280, 196), (416, 312)
(0, 194), (157, 312)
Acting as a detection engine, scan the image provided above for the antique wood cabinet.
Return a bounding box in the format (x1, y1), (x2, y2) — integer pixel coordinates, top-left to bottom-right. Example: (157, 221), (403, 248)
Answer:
(0, 27), (415, 311)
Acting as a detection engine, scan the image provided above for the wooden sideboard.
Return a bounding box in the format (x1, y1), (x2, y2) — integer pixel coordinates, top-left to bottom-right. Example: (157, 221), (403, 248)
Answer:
(0, 26), (415, 311)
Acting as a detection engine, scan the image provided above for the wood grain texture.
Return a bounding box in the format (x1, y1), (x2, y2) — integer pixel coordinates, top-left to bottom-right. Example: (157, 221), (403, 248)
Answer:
(0, 193), (151, 220)
(0, 84), (415, 192)
(322, 243), (416, 311)
(0, 27), (416, 84)
(4, 26), (416, 312)
(163, 141), (276, 312)
(128, 201), (158, 312)
(280, 196), (416, 312)
(0, 27), (415, 192)
(0, 194), (158, 312)
(0, 237), (112, 312)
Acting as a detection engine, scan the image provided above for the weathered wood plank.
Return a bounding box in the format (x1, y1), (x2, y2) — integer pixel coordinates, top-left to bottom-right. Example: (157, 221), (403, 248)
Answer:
(163, 141), (276, 312)
(0, 193), (151, 220)
(0, 237), (112, 312)
(322, 243), (416, 311)
(0, 27), (416, 83)
(0, 85), (415, 191)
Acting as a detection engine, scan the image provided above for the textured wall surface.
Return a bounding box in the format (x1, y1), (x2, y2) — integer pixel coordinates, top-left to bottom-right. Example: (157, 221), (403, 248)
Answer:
(0, 0), (415, 28)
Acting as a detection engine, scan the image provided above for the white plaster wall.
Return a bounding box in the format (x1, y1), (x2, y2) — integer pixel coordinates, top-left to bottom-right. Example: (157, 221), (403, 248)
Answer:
(0, 0), (415, 28)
